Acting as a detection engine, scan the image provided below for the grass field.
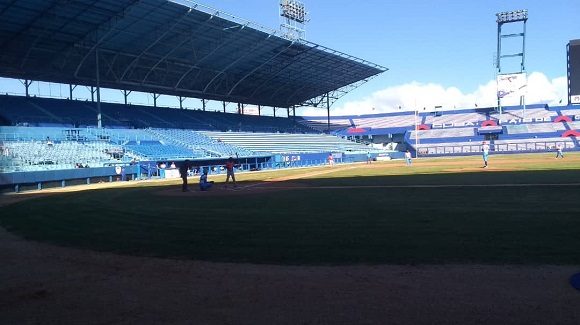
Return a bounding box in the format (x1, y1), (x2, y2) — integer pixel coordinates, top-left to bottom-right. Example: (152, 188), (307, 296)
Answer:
(2, 152), (580, 265)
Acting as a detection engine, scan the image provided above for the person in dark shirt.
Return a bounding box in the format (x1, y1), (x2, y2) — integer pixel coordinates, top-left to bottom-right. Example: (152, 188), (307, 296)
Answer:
(179, 160), (190, 192)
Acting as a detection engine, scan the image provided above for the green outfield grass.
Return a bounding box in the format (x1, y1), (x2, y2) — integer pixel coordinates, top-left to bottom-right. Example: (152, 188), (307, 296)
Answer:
(1, 152), (580, 265)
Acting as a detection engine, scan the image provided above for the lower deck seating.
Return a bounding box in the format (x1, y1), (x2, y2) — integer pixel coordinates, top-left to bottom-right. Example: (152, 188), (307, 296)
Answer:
(2, 140), (122, 171)
(0, 126), (372, 172)
(145, 129), (255, 157)
(416, 141), (484, 155)
(200, 131), (374, 154)
(494, 137), (574, 152)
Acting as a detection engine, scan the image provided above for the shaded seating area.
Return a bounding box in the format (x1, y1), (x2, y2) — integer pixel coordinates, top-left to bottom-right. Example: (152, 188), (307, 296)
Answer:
(0, 95), (314, 133)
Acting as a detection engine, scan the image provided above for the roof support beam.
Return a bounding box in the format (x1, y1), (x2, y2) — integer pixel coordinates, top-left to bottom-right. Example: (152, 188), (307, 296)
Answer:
(202, 34), (273, 94)
(248, 44), (319, 101)
(20, 0), (101, 70)
(173, 23), (248, 90)
(74, 1), (165, 79)
(226, 41), (295, 96)
(0, 0), (19, 17)
(54, 0), (141, 69)
(120, 7), (192, 81)
(0, 1), (61, 50)
(141, 14), (215, 84)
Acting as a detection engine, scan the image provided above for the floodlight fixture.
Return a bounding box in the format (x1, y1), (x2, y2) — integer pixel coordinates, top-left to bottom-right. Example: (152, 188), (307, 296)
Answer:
(280, 0), (307, 23)
(496, 9), (528, 24)
(279, 0), (308, 40)
(495, 9), (529, 114)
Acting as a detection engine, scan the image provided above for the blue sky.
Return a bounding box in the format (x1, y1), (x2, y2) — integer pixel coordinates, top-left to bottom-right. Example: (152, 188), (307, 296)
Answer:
(1, 0), (578, 115)
(197, 0), (579, 115)
(201, 0), (577, 89)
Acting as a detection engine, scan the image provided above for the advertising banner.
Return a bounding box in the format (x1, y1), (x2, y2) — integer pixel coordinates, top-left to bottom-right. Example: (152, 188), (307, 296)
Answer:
(497, 73), (527, 98)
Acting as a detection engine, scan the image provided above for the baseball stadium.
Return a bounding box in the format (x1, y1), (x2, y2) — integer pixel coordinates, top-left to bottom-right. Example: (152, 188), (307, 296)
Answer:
(1, 1), (580, 324)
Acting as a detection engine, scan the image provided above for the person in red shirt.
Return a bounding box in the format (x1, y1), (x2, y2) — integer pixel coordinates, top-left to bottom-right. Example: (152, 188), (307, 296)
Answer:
(224, 157), (237, 188)
(327, 154), (334, 167)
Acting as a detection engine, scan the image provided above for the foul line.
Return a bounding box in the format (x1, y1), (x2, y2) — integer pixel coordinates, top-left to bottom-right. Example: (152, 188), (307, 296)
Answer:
(240, 165), (360, 190)
(241, 183), (580, 190)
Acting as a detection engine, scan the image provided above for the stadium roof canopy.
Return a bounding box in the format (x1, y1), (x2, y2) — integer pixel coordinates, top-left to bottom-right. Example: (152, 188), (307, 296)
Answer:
(0, 0), (387, 108)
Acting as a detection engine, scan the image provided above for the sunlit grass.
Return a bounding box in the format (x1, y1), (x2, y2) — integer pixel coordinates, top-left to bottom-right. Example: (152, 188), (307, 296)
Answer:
(1, 152), (580, 265)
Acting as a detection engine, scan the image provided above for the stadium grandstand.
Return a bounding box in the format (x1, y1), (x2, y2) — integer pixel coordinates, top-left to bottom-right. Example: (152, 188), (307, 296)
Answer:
(0, 0), (389, 190)
(1, 0), (578, 192)
(301, 104), (580, 156)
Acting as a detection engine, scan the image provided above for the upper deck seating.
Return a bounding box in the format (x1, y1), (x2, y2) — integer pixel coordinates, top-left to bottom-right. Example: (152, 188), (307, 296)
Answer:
(490, 108), (557, 121)
(505, 123), (566, 134)
(567, 121), (580, 130)
(351, 115), (415, 129)
(0, 95), (313, 133)
(409, 127), (475, 140)
(297, 118), (351, 132)
(424, 112), (487, 126)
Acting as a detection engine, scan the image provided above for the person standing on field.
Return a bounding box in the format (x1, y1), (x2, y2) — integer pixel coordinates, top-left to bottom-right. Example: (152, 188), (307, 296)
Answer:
(179, 160), (190, 192)
(482, 141), (490, 168)
(405, 150), (412, 166)
(555, 143), (564, 159)
(327, 153), (334, 167)
(224, 157), (237, 188)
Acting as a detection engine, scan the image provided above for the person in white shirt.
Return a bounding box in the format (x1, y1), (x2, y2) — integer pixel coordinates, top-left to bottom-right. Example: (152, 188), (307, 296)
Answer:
(555, 144), (564, 159)
(404, 150), (412, 166)
(482, 141), (490, 168)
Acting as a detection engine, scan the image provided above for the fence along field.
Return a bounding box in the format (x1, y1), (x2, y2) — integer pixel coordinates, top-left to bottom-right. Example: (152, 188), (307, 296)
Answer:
(1, 152), (580, 265)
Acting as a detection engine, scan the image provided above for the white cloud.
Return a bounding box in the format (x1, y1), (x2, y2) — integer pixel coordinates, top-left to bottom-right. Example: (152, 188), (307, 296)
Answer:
(301, 72), (567, 116)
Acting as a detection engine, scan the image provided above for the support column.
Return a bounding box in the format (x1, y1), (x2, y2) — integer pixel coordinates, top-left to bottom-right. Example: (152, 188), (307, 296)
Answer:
(179, 96), (185, 109)
(202, 99), (206, 111)
(222, 101), (226, 113)
(258, 105), (261, 116)
(123, 90), (132, 105)
(273, 107), (276, 117)
(95, 49), (102, 128)
(152, 93), (160, 107)
(496, 22), (502, 113)
(21, 80), (32, 97)
(69, 84), (77, 100)
(326, 93), (331, 133)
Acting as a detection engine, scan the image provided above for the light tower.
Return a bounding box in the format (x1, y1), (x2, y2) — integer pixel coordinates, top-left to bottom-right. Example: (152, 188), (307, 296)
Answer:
(279, 0), (308, 40)
(495, 9), (528, 114)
